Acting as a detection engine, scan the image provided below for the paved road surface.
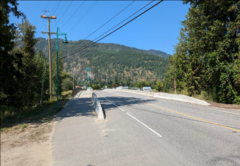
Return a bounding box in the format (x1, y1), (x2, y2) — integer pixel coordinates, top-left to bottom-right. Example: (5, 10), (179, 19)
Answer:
(52, 90), (240, 166)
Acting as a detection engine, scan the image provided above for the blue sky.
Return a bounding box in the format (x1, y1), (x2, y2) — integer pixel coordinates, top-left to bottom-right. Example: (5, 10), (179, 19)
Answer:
(10, 1), (190, 55)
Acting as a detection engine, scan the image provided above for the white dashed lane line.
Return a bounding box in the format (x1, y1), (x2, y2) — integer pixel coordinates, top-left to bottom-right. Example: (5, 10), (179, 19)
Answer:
(97, 92), (162, 138)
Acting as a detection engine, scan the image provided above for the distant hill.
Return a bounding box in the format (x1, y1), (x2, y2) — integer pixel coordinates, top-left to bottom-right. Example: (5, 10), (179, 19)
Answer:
(35, 38), (170, 85)
(143, 49), (170, 58)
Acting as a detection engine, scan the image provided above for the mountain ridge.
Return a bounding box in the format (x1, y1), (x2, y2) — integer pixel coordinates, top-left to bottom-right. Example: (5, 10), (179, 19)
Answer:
(35, 37), (170, 85)
(36, 37), (171, 58)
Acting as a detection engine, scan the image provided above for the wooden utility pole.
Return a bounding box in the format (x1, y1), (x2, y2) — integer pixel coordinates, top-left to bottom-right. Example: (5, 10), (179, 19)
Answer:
(41, 14), (56, 100)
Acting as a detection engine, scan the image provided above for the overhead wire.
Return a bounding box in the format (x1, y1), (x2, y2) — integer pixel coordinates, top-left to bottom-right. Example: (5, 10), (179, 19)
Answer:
(70, 1), (154, 53)
(89, 1), (154, 44)
(53, 0), (62, 15)
(68, 1), (98, 33)
(64, 0), (157, 58)
(53, 0), (74, 29)
(51, 1), (60, 16)
(63, 0), (163, 59)
(45, 1), (49, 10)
(67, 0), (135, 53)
(85, 0), (135, 39)
(60, 1), (85, 29)
(55, 0), (68, 17)
(71, 0), (162, 59)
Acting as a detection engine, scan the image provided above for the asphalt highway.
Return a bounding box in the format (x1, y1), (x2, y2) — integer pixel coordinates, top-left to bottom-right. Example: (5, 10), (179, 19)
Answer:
(52, 90), (240, 166)
(95, 90), (240, 166)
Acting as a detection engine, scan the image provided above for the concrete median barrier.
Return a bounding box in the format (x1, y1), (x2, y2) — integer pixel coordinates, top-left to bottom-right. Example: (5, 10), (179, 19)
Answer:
(88, 88), (105, 120)
(91, 93), (105, 120)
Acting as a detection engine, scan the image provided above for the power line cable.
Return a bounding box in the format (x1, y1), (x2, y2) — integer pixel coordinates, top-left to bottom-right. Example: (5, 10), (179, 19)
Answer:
(68, 1), (98, 33)
(63, 0), (163, 59)
(55, 0), (68, 17)
(51, 1), (60, 15)
(53, 0), (74, 29)
(60, 1), (85, 29)
(67, 0), (134, 53)
(85, 0), (135, 39)
(67, 0), (154, 55)
(72, 0), (161, 56)
(45, 1), (49, 10)
(53, 0), (62, 15)
(51, 0), (63, 29)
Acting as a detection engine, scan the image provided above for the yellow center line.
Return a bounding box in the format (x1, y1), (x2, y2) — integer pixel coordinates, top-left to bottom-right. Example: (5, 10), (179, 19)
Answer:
(104, 90), (240, 132)
(145, 103), (240, 132)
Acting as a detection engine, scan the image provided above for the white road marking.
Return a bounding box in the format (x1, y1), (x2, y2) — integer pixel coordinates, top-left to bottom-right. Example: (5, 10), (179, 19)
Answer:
(126, 112), (162, 138)
(97, 92), (162, 138)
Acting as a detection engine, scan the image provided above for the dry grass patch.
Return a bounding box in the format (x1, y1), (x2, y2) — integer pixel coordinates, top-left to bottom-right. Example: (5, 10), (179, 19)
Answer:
(1, 121), (55, 166)
(1, 92), (71, 166)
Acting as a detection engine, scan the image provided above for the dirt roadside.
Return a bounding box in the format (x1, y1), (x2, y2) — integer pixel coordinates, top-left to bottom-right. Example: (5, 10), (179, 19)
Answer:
(209, 102), (240, 110)
(1, 91), (72, 166)
(1, 121), (56, 166)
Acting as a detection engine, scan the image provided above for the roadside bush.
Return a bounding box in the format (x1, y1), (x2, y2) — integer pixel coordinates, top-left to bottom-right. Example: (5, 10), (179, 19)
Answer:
(91, 84), (100, 90)
(112, 84), (119, 88)
(62, 78), (72, 91)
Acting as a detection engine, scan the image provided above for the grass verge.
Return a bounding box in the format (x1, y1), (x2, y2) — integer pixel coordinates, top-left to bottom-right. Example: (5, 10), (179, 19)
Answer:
(1, 90), (72, 130)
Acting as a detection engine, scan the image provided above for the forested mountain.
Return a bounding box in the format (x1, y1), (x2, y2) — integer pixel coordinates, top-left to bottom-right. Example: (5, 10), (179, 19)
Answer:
(142, 49), (170, 58)
(35, 38), (170, 85)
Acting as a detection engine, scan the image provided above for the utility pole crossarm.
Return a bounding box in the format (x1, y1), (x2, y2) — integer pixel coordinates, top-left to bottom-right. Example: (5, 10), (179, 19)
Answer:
(41, 15), (57, 19)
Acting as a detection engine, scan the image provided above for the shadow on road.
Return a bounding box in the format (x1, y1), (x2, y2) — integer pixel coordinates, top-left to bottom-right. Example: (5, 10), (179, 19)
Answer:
(55, 95), (156, 121)
(209, 147), (240, 166)
(55, 98), (95, 121)
(97, 95), (155, 112)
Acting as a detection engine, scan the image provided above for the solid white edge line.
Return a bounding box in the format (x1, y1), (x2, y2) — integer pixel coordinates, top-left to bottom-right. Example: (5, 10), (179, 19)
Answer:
(97, 92), (162, 138)
(126, 112), (162, 138)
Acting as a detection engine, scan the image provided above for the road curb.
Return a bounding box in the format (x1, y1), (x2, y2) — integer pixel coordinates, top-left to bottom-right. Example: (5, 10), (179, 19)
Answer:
(109, 89), (210, 106)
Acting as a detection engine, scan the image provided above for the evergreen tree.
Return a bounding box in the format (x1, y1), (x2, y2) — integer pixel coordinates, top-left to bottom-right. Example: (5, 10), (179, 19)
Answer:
(0, 0), (25, 111)
(165, 0), (240, 103)
(15, 19), (38, 107)
(34, 51), (49, 103)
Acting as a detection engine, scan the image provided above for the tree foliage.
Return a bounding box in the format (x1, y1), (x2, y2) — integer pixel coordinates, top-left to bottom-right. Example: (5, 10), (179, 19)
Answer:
(164, 0), (240, 104)
(0, 0), (25, 109)
(1, 8), (51, 118)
